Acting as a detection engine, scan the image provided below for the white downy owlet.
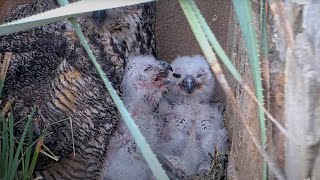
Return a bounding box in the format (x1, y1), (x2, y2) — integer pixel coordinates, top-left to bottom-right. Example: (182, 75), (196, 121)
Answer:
(102, 55), (173, 180)
(157, 55), (230, 179)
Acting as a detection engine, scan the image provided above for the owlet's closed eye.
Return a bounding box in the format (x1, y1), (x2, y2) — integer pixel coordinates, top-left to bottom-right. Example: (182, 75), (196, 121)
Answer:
(173, 73), (181, 78)
(197, 72), (207, 78)
(144, 65), (153, 72)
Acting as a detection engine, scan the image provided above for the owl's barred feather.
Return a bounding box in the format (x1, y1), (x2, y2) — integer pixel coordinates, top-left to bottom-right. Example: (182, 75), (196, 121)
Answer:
(0, 0), (156, 179)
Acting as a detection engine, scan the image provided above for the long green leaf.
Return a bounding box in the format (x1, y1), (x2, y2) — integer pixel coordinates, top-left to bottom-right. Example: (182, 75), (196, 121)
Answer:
(231, 1), (267, 179)
(20, 147), (25, 179)
(56, 0), (168, 179)
(0, 115), (3, 176)
(260, 0), (269, 178)
(8, 108), (35, 180)
(23, 114), (34, 179)
(0, 80), (4, 97)
(26, 137), (44, 180)
(0, 113), (8, 178)
(0, 0), (154, 36)
(260, 0), (270, 110)
(8, 112), (14, 177)
(17, 132), (54, 164)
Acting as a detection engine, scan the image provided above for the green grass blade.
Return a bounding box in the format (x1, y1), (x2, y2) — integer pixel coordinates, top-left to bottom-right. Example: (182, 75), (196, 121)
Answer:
(0, 115), (3, 176)
(0, 0), (155, 36)
(260, 0), (270, 110)
(8, 108), (35, 180)
(8, 112), (14, 177)
(187, 1), (243, 83)
(18, 132), (54, 162)
(0, 53), (4, 96)
(23, 114), (34, 179)
(20, 148), (25, 179)
(55, 1), (169, 179)
(25, 137), (44, 180)
(231, 0), (267, 179)
(0, 80), (4, 97)
(0, 114), (8, 178)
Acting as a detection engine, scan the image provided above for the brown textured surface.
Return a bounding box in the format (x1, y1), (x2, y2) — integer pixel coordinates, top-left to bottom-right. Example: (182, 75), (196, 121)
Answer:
(155, 0), (230, 102)
(225, 1), (286, 179)
(224, 2), (263, 179)
(268, 56), (286, 179)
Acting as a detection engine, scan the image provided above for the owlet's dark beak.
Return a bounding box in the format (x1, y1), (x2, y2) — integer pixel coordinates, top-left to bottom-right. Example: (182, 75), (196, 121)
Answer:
(161, 61), (173, 72)
(181, 75), (196, 94)
(155, 61), (173, 81)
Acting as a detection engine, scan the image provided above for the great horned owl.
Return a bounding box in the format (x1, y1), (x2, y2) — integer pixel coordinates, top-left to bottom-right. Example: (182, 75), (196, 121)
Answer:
(102, 55), (172, 180)
(0, 0), (156, 179)
(157, 55), (229, 178)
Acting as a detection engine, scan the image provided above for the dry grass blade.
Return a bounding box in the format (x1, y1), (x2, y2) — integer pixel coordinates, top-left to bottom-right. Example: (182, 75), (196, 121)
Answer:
(40, 147), (59, 162)
(2, 98), (15, 115)
(39, 150), (58, 161)
(227, 92), (286, 180)
(69, 117), (75, 156)
(210, 66), (287, 180)
(0, 52), (12, 96)
(242, 84), (299, 146)
(25, 137), (45, 179)
(0, 52), (12, 79)
(212, 52), (286, 180)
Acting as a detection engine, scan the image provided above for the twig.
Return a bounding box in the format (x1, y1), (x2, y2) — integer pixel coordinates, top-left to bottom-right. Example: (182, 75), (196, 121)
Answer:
(69, 117), (75, 156)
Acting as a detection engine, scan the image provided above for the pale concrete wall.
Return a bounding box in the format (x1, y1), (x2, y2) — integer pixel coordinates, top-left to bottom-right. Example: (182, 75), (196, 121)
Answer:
(285, 2), (320, 180)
